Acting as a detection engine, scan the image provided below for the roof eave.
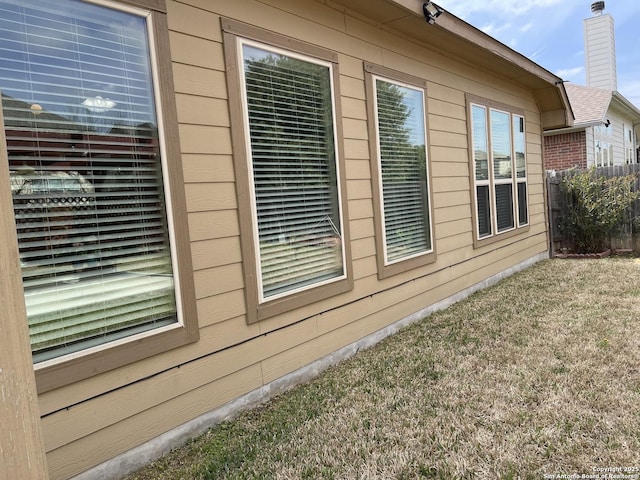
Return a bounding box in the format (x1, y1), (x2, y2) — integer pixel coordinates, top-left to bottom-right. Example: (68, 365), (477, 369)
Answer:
(393, 1), (574, 128)
(611, 91), (640, 119)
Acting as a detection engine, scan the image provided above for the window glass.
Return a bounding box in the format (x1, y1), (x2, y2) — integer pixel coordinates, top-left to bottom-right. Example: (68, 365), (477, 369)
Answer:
(513, 116), (526, 179)
(517, 182), (528, 225)
(472, 105), (488, 181)
(240, 42), (344, 300)
(491, 110), (512, 179)
(0, 0), (177, 362)
(495, 183), (514, 232)
(470, 100), (526, 241)
(476, 185), (491, 237)
(375, 78), (431, 263)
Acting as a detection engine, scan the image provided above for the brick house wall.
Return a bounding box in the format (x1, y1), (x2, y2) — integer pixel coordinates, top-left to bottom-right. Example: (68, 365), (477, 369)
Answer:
(543, 131), (587, 170)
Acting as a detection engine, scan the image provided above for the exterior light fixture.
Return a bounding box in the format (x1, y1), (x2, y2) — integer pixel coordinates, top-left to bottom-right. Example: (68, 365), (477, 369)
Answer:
(82, 96), (116, 113)
(423, 1), (443, 24)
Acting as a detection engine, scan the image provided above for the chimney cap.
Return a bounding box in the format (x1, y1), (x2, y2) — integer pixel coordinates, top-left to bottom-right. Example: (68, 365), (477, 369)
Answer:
(591, 1), (605, 14)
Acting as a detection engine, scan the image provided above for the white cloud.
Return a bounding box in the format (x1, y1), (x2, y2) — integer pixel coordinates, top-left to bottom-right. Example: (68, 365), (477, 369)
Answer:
(520, 23), (533, 33)
(480, 21), (511, 37)
(438, 0), (564, 18)
(528, 47), (546, 62)
(555, 66), (583, 81)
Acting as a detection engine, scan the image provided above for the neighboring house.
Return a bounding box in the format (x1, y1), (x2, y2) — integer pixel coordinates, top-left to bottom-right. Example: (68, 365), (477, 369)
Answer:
(544, 84), (640, 170)
(0, 0), (571, 479)
(544, 2), (640, 170)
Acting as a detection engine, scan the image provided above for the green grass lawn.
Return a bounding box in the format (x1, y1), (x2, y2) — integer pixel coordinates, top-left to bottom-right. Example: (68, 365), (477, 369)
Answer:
(126, 258), (640, 479)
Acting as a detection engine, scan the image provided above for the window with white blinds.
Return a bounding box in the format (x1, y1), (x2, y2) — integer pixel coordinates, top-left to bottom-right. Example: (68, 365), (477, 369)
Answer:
(470, 100), (528, 242)
(374, 77), (432, 264)
(239, 41), (345, 301)
(0, 0), (178, 363)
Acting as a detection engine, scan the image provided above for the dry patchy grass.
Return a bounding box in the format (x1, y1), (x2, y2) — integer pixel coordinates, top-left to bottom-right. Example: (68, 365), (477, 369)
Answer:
(126, 258), (640, 479)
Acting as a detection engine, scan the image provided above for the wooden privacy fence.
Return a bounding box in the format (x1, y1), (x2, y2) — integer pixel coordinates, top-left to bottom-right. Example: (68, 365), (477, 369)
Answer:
(546, 164), (640, 254)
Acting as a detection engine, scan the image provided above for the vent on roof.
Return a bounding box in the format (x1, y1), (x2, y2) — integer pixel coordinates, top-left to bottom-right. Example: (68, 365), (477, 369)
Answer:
(591, 1), (605, 15)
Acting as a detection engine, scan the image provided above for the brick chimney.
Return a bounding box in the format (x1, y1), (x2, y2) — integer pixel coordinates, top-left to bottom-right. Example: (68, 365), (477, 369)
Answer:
(584, 1), (617, 91)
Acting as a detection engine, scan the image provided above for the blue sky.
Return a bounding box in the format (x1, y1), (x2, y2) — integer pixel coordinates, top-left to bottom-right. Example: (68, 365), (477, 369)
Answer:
(436, 0), (640, 106)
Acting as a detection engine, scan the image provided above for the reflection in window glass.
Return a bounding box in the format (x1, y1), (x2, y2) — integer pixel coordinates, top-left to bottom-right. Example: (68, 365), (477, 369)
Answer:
(491, 110), (512, 179)
(241, 42), (345, 300)
(375, 78), (431, 263)
(495, 183), (514, 232)
(476, 185), (491, 237)
(470, 102), (527, 240)
(0, 0), (177, 362)
(472, 105), (488, 181)
(513, 116), (526, 179)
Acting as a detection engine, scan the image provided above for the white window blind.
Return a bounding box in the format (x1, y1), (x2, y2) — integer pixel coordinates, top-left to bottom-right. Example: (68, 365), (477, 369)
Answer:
(374, 78), (431, 263)
(240, 42), (345, 300)
(0, 0), (177, 362)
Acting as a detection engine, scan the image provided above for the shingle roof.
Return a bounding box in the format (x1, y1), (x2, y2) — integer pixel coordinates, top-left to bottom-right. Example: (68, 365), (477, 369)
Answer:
(563, 83), (611, 126)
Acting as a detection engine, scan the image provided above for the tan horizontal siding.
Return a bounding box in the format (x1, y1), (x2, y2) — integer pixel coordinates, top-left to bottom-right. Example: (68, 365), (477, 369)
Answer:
(191, 237), (242, 270)
(176, 95), (230, 127)
(182, 154), (235, 183)
(349, 218), (375, 240)
(434, 204), (472, 224)
(184, 182), (236, 212)
(353, 256), (378, 280)
(46, 364), (264, 480)
(187, 210), (239, 241)
(194, 263), (244, 299)
(347, 198), (374, 220)
(172, 63), (227, 98)
(432, 176), (470, 193)
(435, 231), (471, 254)
(167, 2), (222, 41)
(342, 117), (369, 140)
(346, 179), (373, 200)
(169, 31), (224, 70)
(178, 125), (232, 155)
(430, 145), (470, 164)
(197, 291), (247, 327)
(428, 97), (466, 120)
(341, 96), (367, 120)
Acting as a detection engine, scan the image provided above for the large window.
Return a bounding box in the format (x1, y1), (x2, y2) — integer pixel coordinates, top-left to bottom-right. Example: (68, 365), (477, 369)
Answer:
(223, 19), (352, 323)
(468, 97), (528, 245)
(365, 63), (434, 278)
(0, 0), (196, 391)
(594, 123), (613, 167)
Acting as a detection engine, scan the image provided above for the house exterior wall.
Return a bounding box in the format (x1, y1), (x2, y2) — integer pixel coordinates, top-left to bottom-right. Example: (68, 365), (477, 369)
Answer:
(586, 107), (638, 168)
(544, 106), (640, 171)
(586, 126), (596, 166)
(543, 131), (587, 170)
(0, 0), (552, 478)
(602, 107), (639, 166)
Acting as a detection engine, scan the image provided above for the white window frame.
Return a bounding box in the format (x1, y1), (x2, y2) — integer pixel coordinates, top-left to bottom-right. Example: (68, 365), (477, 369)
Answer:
(0, 0), (198, 393)
(236, 38), (348, 305)
(469, 98), (528, 246)
(513, 114), (528, 228)
(371, 75), (433, 266)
